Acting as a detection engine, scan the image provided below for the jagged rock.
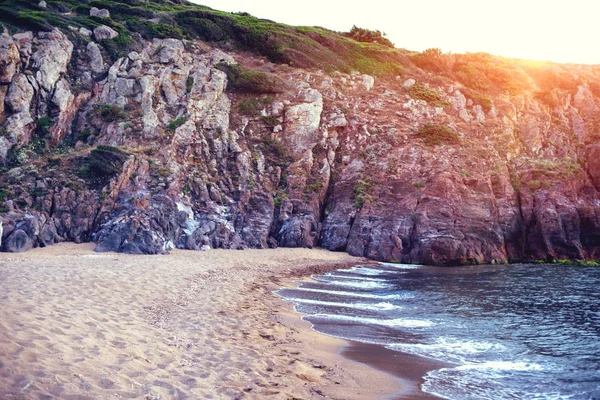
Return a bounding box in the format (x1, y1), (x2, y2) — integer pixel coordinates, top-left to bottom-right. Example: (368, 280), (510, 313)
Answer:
(30, 29), (74, 93)
(0, 31), (19, 84)
(0, 30), (20, 120)
(48, 78), (77, 144)
(153, 38), (184, 64)
(2, 229), (33, 253)
(79, 27), (92, 37)
(90, 7), (110, 18)
(6, 73), (34, 114)
(2, 17), (600, 265)
(12, 31), (33, 65)
(93, 25), (119, 41)
(283, 88), (323, 153)
(87, 42), (104, 74)
(38, 1), (46, 8)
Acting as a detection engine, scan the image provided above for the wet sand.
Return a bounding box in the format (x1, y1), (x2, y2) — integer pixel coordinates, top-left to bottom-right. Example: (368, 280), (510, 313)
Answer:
(342, 342), (450, 399)
(0, 243), (401, 399)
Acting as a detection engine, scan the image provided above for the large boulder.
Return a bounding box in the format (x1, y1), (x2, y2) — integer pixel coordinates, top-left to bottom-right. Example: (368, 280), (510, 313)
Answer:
(2, 229), (33, 253)
(30, 29), (74, 93)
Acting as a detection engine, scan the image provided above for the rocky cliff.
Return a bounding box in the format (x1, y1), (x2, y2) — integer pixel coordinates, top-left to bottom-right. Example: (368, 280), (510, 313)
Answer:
(2, 0), (600, 265)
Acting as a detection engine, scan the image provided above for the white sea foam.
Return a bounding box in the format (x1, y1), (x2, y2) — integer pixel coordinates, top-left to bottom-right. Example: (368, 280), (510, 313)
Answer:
(288, 298), (400, 311)
(308, 313), (434, 328)
(422, 361), (554, 400)
(320, 272), (389, 282)
(289, 286), (412, 300)
(378, 262), (422, 269)
(310, 276), (392, 289)
(348, 266), (390, 276)
(388, 337), (506, 364)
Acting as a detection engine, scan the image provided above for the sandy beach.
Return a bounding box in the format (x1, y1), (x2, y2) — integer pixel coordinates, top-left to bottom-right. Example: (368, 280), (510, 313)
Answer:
(0, 243), (402, 399)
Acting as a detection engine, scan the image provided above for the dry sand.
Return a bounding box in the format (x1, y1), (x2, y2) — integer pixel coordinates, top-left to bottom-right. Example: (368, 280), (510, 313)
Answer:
(0, 243), (402, 399)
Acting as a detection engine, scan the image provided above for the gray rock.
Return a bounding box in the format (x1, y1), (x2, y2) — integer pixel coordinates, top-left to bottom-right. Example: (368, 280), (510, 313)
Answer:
(361, 74), (374, 91)
(153, 38), (184, 64)
(90, 7), (110, 18)
(39, 221), (58, 247)
(6, 73), (34, 114)
(0, 31), (19, 84)
(403, 78), (416, 88)
(38, 1), (46, 9)
(0, 136), (10, 162)
(79, 27), (92, 37)
(87, 41), (104, 74)
(94, 25), (119, 41)
(31, 29), (74, 93)
(12, 31), (33, 63)
(3, 229), (33, 253)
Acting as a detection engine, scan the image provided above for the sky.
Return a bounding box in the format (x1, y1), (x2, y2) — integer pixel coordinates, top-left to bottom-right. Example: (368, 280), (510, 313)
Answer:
(189, 0), (600, 65)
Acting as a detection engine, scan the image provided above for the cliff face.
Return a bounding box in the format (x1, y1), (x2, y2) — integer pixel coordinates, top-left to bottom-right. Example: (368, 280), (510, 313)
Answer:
(2, 3), (600, 265)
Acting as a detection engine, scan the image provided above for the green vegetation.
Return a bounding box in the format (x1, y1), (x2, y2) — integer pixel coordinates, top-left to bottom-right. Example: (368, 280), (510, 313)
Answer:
(578, 260), (600, 267)
(167, 117), (187, 132)
(35, 117), (54, 136)
(304, 181), (324, 194)
(343, 25), (394, 48)
(261, 115), (280, 127)
(353, 179), (373, 209)
(186, 76), (194, 93)
(528, 158), (582, 178)
(216, 63), (284, 93)
(408, 83), (450, 107)
(0, 0), (412, 76)
(0, 188), (8, 202)
(78, 145), (129, 179)
(99, 35), (138, 61)
(238, 97), (272, 116)
(527, 179), (552, 191)
(552, 259), (600, 267)
(462, 88), (493, 113)
(95, 104), (127, 123)
(77, 128), (91, 142)
(416, 123), (461, 146)
(273, 190), (288, 208)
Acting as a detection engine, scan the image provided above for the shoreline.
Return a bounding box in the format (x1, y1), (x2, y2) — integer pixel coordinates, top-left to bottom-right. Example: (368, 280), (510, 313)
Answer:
(0, 243), (401, 399)
(276, 273), (449, 400)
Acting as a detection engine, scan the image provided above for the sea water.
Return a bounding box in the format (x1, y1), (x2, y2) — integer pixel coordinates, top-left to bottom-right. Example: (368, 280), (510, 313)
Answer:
(277, 263), (600, 399)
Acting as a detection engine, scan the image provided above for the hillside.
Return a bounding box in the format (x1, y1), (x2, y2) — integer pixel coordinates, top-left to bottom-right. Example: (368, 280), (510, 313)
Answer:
(2, 0), (600, 265)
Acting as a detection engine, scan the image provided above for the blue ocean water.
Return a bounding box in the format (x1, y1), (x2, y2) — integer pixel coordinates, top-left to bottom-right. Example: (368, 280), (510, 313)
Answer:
(277, 263), (600, 400)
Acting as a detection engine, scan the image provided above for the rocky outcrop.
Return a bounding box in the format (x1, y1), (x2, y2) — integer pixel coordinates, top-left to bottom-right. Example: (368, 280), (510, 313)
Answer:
(3, 26), (600, 265)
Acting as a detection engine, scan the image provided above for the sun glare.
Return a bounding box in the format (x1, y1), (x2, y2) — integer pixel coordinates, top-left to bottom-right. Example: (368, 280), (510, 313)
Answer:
(192, 0), (600, 65)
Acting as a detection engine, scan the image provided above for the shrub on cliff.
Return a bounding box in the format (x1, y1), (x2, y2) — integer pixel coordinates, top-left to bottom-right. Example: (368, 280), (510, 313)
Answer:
(416, 123), (460, 146)
(353, 179), (373, 209)
(94, 104), (127, 123)
(79, 145), (129, 179)
(216, 63), (284, 93)
(343, 25), (394, 48)
(408, 83), (450, 107)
